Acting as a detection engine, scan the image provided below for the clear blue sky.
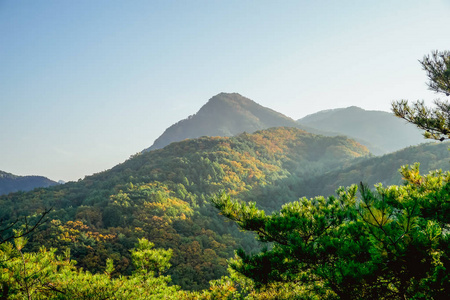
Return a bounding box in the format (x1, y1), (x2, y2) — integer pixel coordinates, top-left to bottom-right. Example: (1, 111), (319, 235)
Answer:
(1, 0), (449, 181)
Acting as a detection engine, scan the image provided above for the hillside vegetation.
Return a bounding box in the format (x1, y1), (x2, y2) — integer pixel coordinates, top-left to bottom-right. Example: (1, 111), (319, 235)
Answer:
(0, 127), (369, 290)
(296, 141), (450, 198)
(2, 129), (449, 297)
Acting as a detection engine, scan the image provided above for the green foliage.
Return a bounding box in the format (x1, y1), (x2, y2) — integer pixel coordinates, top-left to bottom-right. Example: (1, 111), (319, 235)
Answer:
(421, 50), (450, 96)
(0, 237), (181, 299)
(392, 50), (450, 140)
(0, 127), (370, 290)
(131, 238), (172, 276)
(0, 232), (71, 299)
(211, 165), (450, 299)
(3, 52), (450, 298)
(297, 142), (450, 198)
(1, 126), (448, 294)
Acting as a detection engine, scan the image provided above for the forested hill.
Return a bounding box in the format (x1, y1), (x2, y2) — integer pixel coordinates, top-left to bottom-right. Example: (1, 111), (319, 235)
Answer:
(296, 141), (450, 198)
(0, 127), (369, 290)
(0, 170), (57, 195)
(297, 106), (425, 154)
(145, 93), (321, 151)
(1, 127), (448, 292)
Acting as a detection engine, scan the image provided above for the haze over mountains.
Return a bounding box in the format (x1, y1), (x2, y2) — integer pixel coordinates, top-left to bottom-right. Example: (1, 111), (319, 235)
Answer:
(297, 106), (425, 154)
(145, 93), (304, 151)
(2, 93), (429, 194)
(296, 141), (450, 198)
(146, 93), (426, 155)
(0, 170), (57, 195)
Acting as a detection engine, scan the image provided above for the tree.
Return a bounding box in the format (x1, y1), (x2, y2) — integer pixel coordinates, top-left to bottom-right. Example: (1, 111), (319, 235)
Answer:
(0, 232), (73, 299)
(0, 208), (51, 245)
(211, 51), (450, 299)
(421, 50), (450, 96)
(0, 236), (182, 299)
(131, 238), (172, 277)
(392, 50), (450, 140)
(211, 166), (450, 299)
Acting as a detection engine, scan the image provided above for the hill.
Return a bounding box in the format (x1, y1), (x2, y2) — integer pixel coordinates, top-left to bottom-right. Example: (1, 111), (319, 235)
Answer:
(145, 93), (321, 151)
(297, 106), (426, 154)
(3, 126), (449, 291)
(0, 127), (369, 290)
(0, 170), (57, 195)
(296, 141), (450, 198)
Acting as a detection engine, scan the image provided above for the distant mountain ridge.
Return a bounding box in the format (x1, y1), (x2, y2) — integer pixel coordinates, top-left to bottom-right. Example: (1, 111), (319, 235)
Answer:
(0, 170), (57, 195)
(145, 93), (426, 155)
(145, 93), (319, 151)
(297, 106), (426, 154)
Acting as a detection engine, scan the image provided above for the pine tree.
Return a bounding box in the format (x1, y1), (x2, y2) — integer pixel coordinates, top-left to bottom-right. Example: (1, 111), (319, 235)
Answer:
(392, 50), (450, 140)
(210, 51), (450, 299)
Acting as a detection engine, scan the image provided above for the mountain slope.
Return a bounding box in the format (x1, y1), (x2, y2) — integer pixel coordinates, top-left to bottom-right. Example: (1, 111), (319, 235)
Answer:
(1, 128), (448, 290)
(145, 93), (318, 151)
(0, 170), (57, 195)
(296, 141), (450, 198)
(297, 106), (426, 154)
(0, 127), (369, 290)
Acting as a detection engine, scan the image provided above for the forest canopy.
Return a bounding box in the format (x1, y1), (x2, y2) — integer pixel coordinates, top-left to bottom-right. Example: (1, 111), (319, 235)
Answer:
(1, 51), (450, 299)
(211, 50), (450, 299)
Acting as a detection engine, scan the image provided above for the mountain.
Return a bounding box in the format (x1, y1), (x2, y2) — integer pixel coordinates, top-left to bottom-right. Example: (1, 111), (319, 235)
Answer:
(295, 141), (450, 198)
(3, 124), (448, 291)
(297, 106), (426, 154)
(145, 93), (320, 151)
(147, 95), (426, 155)
(0, 170), (57, 195)
(0, 127), (369, 290)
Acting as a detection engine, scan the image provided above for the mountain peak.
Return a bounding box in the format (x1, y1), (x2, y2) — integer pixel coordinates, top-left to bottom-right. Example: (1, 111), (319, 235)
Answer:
(203, 92), (258, 107)
(200, 92), (250, 107)
(144, 93), (299, 151)
(209, 92), (244, 99)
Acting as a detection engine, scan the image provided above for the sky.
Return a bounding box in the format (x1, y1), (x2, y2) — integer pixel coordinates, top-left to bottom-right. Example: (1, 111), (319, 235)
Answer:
(1, 0), (449, 182)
